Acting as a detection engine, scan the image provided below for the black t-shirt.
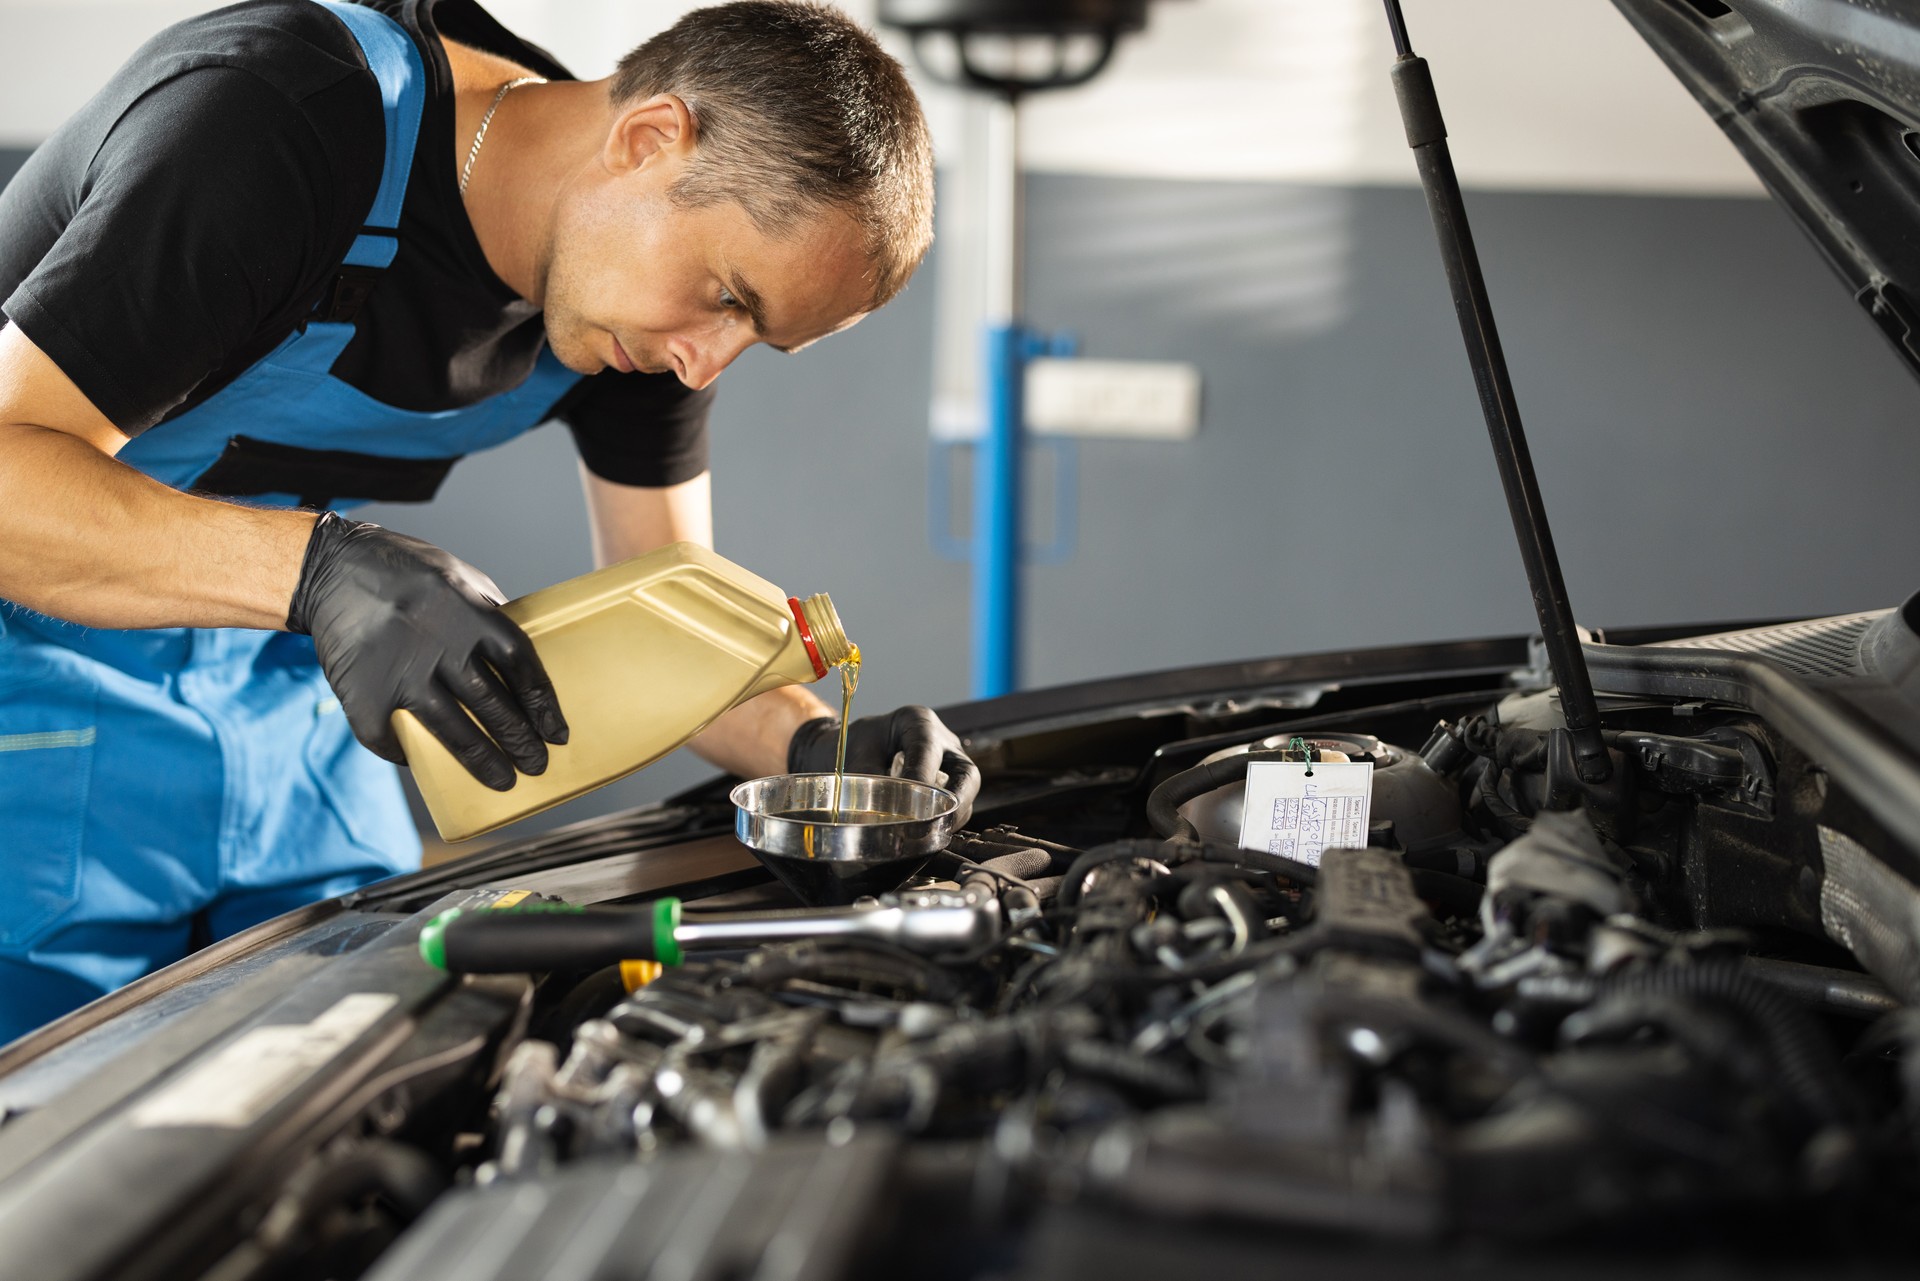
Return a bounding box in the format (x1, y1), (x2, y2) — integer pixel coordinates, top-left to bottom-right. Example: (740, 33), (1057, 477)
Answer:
(0, 0), (711, 489)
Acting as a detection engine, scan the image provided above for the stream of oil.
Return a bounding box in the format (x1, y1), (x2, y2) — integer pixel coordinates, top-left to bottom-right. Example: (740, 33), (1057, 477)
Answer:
(831, 644), (862, 823)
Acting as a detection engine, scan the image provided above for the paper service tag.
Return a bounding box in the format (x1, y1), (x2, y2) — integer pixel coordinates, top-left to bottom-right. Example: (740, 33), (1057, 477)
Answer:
(1237, 760), (1374, 867)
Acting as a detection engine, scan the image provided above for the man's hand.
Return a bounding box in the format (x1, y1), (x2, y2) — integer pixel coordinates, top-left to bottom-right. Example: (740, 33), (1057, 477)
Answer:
(788, 706), (981, 827)
(287, 512), (569, 791)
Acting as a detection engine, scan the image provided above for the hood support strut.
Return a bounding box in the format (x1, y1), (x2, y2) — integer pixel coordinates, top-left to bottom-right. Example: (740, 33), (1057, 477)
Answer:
(1381, 2), (1612, 785)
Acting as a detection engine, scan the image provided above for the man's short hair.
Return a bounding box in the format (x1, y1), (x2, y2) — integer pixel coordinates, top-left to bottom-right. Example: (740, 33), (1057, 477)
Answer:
(613, 2), (934, 310)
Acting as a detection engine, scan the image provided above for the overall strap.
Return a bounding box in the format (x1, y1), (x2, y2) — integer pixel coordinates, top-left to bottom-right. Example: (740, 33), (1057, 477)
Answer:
(311, 1), (427, 321)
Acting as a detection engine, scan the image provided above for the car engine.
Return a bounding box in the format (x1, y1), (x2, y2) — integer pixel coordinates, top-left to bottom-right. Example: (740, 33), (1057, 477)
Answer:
(348, 665), (1920, 1281)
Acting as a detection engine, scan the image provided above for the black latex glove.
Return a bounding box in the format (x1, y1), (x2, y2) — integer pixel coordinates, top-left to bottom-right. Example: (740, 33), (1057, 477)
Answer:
(286, 512), (568, 791)
(788, 705), (980, 828)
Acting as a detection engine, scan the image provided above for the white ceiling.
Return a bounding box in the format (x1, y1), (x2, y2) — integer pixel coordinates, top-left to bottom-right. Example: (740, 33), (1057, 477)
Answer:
(0, 0), (1762, 195)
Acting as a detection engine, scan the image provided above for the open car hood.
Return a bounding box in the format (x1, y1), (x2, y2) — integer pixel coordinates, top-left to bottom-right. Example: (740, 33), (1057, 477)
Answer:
(1613, 0), (1920, 382)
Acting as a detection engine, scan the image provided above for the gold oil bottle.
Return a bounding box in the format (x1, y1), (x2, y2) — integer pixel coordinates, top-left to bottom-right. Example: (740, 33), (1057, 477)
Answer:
(396, 541), (853, 841)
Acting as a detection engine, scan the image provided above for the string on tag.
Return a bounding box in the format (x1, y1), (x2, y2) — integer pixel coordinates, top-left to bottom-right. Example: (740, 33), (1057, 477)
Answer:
(1288, 735), (1313, 777)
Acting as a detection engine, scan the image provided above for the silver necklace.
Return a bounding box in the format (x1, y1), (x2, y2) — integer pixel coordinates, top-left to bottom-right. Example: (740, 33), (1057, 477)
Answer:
(460, 76), (546, 195)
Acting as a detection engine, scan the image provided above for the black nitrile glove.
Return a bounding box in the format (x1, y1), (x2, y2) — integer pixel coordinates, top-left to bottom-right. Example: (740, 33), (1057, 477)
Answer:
(788, 705), (980, 828)
(287, 512), (568, 791)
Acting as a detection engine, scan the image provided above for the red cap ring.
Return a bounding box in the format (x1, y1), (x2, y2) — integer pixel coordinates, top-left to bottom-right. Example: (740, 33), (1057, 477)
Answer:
(787, 597), (828, 680)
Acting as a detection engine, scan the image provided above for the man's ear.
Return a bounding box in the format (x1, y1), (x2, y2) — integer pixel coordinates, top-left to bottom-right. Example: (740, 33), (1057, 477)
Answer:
(604, 93), (696, 175)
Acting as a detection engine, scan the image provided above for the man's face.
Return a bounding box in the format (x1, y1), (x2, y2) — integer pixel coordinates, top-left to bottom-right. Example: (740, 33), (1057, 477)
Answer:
(539, 132), (875, 389)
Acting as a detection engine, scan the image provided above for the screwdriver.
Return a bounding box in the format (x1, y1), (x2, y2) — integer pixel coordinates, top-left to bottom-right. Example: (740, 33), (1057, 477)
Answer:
(418, 892), (997, 975)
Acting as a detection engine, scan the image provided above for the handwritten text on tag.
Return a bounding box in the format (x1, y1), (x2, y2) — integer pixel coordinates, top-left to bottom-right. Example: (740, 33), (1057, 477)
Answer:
(1237, 760), (1373, 868)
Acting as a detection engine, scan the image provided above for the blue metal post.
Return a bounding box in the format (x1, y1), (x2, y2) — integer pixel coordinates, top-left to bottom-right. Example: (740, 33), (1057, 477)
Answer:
(972, 322), (1025, 697)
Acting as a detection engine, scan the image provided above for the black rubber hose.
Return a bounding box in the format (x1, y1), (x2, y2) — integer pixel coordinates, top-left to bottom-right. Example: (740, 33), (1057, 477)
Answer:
(948, 833), (1072, 875)
(1176, 838), (1320, 887)
(1742, 957), (1899, 1020)
(256, 1140), (445, 1253)
(1401, 844), (1489, 881)
(734, 1009), (825, 1147)
(737, 938), (969, 1004)
(535, 964), (630, 1044)
(1026, 875), (1065, 903)
(1146, 752), (1296, 839)
(1056, 840), (1170, 910)
(992, 877), (1042, 925)
(931, 845), (1051, 883)
(973, 828), (1087, 866)
(1595, 960), (1854, 1130)
(980, 847), (1053, 880)
(1060, 1038), (1204, 1100)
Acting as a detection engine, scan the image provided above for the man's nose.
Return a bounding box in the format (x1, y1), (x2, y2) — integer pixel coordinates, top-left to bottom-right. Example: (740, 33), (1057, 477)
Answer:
(678, 329), (759, 390)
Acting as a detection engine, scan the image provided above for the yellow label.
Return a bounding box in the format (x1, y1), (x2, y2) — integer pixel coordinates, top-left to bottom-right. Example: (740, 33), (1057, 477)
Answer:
(492, 890), (532, 910)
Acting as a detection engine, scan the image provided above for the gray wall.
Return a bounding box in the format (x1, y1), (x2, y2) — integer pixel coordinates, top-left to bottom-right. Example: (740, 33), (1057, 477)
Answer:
(7, 144), (1920, 833)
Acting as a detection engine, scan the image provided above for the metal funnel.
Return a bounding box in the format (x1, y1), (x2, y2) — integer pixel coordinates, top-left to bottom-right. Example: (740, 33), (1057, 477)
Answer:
(730, 773), (959, 907)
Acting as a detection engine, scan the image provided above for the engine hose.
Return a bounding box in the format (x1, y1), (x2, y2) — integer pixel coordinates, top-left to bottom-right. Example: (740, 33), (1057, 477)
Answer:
(975, 827), (1087, 865)
(1059, 1038), (1204, 1100)
(981, 847), (1053, 880)
(947, 834), (1070, 875)
(1401, 844), (1489, 882)
(934, 844), (1052, 883)
(536, 965), (629, 1045)
(1474, 772), (1534, 836)
(1593, 960), (1855, 1131)
(1145, 750), (1300, 839)
(254, 1140), (445, 1253)
(1026, 875), (1065, 903)
(733, 1009), (825, 1149)
(1743, 957), (1898, 1020)
(736, 938), (969, 1004)
(1057, 841), (1173, 910)
(969, 873), (1040, 929)
(1171, 838), (1320, 887)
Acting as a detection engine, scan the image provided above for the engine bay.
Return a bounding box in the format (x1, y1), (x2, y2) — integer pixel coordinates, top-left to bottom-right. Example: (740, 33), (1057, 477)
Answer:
(338, 639), (1920, 1281)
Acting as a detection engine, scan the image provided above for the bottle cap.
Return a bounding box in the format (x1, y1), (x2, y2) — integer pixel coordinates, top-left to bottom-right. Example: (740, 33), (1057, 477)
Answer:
(787, 597), (829, 679)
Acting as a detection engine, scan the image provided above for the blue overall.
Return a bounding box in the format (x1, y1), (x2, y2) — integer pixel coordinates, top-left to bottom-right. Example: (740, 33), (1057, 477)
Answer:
(0, 1), (581, 1038)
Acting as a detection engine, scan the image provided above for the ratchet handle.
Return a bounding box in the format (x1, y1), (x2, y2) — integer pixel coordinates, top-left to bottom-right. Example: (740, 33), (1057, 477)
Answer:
(420, 898), (683, 973)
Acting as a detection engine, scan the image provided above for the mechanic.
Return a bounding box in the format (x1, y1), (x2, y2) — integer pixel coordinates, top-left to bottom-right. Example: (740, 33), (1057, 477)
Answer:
(0, 0), (979, 1040)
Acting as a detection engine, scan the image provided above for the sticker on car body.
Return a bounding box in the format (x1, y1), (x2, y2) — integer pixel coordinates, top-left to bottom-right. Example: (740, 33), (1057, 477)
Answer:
(127, 992), (399, 1129)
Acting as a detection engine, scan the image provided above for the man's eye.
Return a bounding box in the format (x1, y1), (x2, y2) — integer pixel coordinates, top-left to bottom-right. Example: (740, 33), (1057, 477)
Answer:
(719, 289), (740, 309)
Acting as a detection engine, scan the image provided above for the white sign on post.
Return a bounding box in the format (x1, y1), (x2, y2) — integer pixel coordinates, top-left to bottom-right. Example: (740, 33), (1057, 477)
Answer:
(1237, 760), (1374, 867)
